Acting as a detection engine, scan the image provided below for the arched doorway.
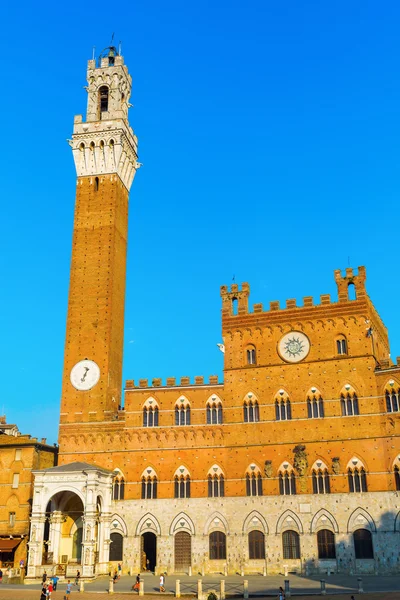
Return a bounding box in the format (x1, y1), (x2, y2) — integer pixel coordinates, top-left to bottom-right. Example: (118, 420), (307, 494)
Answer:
(45, 491), (84, 566)
(174, 532), (191, 572)
(141, 532), (157, 571)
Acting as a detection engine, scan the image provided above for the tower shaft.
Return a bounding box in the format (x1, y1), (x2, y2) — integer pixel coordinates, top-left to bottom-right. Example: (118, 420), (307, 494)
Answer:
(59, 49), (138, 445)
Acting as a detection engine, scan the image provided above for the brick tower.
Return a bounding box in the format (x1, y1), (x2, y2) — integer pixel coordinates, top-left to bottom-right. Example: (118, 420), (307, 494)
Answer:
(59, 47), (139, 442)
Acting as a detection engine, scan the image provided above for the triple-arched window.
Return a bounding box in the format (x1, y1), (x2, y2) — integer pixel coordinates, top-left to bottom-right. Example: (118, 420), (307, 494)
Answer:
(112, 473), (125, 500)
(279, 464), (296, 495)
(245, 467), (263, 497)
(208, 465), (225, 498)
(175, 398), (191, 426)
(307, 392), (324, 419)
(174, 470), (191, 499)
(385, 386), (400, 413)
(206, 396), (223, 424)
(341, 390), (359, 416)
(243, 396), (260, 422)
(141, 468), (158, 499)
(282, 530), (300, 559)
(347, 459), (367, 492)
(275, 392), (292, 421)
(312, 466), (330, 494)
(143, 399), (159, 427)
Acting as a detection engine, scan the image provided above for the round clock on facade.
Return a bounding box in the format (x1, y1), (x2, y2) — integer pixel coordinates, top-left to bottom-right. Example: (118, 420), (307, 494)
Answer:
(278, 331), (310, 363)
(70, 359), (100, 391)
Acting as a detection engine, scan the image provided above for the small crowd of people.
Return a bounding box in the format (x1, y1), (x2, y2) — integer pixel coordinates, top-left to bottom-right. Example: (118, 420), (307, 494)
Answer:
(40, 570), (80, 599)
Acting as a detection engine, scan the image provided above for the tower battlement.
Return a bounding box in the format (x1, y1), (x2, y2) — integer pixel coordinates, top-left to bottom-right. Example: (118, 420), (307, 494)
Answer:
(125, 375), (220, 390)
(221, 266), (368, 318)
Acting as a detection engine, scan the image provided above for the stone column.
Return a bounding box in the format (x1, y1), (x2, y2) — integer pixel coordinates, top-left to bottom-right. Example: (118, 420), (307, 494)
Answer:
(97, 514), (111, 574)
(176, 579), (181, 598)
(81, 515), (98, 578)
(48, 512), (63, 564)
(27, 516), (46, 579)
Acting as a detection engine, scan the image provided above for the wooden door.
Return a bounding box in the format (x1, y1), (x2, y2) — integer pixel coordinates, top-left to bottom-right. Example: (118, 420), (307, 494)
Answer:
(174, 532), (191, 572)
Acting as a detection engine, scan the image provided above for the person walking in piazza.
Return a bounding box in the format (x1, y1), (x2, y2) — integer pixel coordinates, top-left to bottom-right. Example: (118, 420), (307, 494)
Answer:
(51, 575), (59, 591)
(159, 573), (165, 593)
(118, 562), (122, 578)
(75, 570), (80, 586)
(278, 586), (285, 600)
(46, 580), (53, 598)
(64, 579), (72, 600)
(42, 571), (47, 584)
(132, 573), (140, 592)
(40, 583), (47, 600)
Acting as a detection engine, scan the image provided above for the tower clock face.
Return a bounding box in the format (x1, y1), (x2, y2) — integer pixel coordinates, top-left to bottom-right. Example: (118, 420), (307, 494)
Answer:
(70, 360), (100, 391)
(278, 331), (310, 363)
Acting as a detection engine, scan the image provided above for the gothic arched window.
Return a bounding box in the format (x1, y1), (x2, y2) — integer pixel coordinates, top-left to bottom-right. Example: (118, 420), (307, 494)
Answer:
(353, 529), (373, 559)
(307, 391), (324, 419)
(275, 392), (292, 421)
(207, 466), (225, 498)
(317, 530), (336, 559)
(248, 530), (265, 559)
(347, 459), (367, 493)
(206, 396), (223, 424)
(385, 387), (400, 413)
(175, 398), (191, 426)
(209, 531), (226, 560)
(340, 390), (359, 416)
(113, 474), (125, 500)
(279, 464), (296, 495)
(141, 468), (158, 499)
(311, 461), (330, 494)
(243, 396), (260, 423)
(282, 530), (300, 559)
(336, 335), (348, 355)
(143, 401), (159, 427)
(246, 346), (257, 365)
(245, 466), (263, 497)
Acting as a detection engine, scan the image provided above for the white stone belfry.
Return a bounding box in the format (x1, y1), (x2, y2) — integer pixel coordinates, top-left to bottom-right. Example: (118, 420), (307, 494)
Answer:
(70, 47), (140, 191)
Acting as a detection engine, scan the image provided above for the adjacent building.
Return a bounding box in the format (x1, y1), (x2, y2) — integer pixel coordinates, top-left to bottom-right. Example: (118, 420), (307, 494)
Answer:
(26, 47), (400, 580)
(0, 416), (57, 572)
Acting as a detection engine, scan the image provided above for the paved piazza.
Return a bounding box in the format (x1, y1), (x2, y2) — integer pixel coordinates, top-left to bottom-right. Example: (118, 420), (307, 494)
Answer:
(1, 574), (400, 598)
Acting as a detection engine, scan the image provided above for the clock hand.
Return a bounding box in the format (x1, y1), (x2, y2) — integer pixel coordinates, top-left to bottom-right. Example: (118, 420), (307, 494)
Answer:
(81, 367), (90, 383)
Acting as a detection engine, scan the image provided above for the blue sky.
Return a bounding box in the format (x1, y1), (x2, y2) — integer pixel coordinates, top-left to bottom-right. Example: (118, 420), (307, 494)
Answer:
(1, 1), (399, 443)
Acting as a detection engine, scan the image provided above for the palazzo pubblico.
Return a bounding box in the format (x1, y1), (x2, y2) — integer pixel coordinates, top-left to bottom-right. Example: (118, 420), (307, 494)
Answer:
(25, 48), (400, 580)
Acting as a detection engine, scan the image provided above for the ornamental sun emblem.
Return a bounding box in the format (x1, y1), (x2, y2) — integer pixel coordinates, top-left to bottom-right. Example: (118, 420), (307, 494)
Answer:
(284, 336), (304, 358)
(278, 331), (310, 363)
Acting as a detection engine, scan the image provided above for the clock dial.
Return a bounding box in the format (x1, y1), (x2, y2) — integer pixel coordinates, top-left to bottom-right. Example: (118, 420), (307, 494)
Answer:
(70, 359), (100, 391)
(278, 332), (310, 363)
